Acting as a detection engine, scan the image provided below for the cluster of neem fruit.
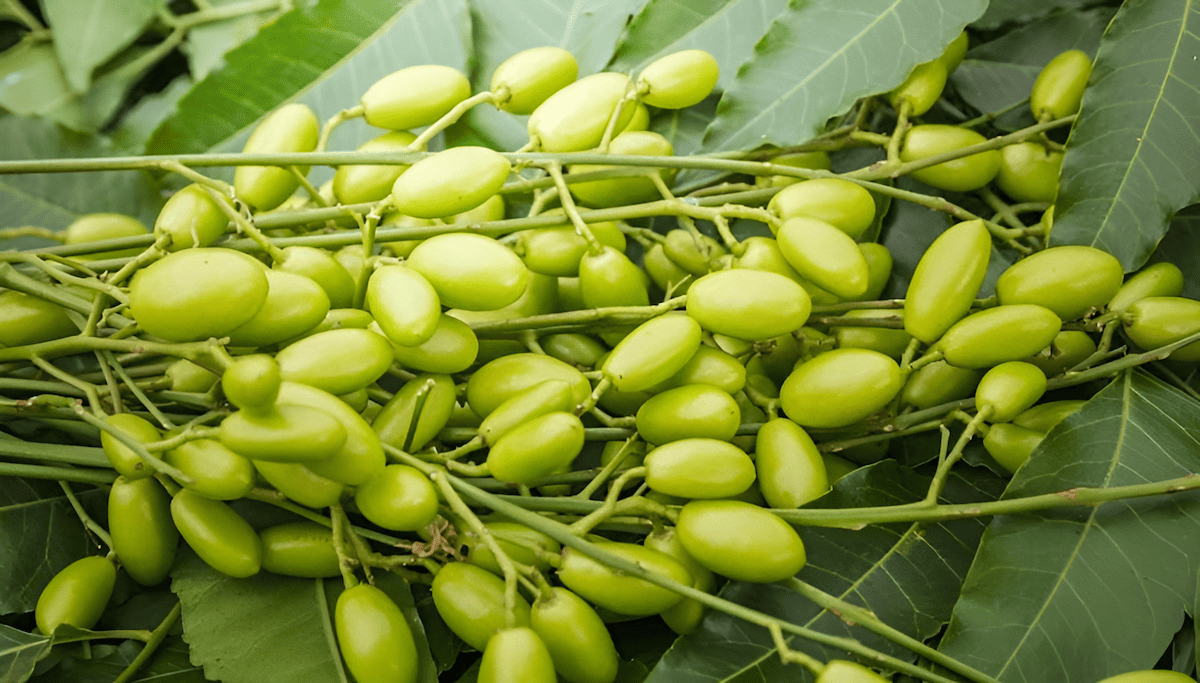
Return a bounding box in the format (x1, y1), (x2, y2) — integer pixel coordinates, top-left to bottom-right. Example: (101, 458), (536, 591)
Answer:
(6, 34), (1200, 683)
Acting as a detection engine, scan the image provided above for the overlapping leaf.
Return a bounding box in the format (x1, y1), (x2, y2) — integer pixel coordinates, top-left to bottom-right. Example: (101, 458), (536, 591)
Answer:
(646, 461), (1004, 682)
(1050, 0), (1200, 272)
(698, 0), (985, 154)
(29, 638), (205, 683)
(41, 0), (156, 93)
(1151, 208), (1200, 300)
(939, 371), (1200, 683)
(187, 0), (284, 81)
(973, 0), (1110, 31)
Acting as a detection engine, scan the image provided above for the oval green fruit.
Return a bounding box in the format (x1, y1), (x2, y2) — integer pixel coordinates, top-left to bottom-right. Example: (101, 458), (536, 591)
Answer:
(487, 411), (585, 484)
(277, 381), (386, 486)
(528, 72), (635, 152)
(1030, 49), (1091, 120)
(643, 437), (755, 499)
(366, 264), (441, 347)
(464, 521), (561, 576)
(332, 131), (420, 205)
(384, 315), (479, 374)
(166, 439), (256, 501)
(154, 184), (229, 250)
(373, 374), (458, 452)
(170, 489), (262, 578)
(556, 542), (691, 616)
(768, 179), (876, 240)
(467, 353), (591, 417)
(513, 219), (626, 277)
(275, 328), (394, 395)
(361, 64), (471, 131)
(901, 360), (983, 410)
(1013, 399), (1085, 433)
(355, 465), (439, 531)
(1108, 262), (1185, 313)
(983, 423), (1044, 474)
(108, 477), (178, 586)
(888, 59), (947, 116)
(903, 219), (992, 344)
(492, 46), (578, 115)
(755, 418), (829, 509)
(129, 248), (268, 342)
(530, 587), (619, 683)
(478, 627), (557, 683)
(568, 131), (674, 208)
(663, 229), (726, 276)
(260, 522), (339, 578)
(219, 404), (347, 463)
(578, 246), (650, 309)
(392, 147), (511, 219)
(479, 379), (575, 446)
(431, 562), (531, 652)
(686, 269), (811, 341)
(653, 345), (746, 395)
(940, 304), (1063, 369)
(780, 348), (902, 428)
(0, 291), (77, 347)
(100, 413), (160, 479)
(975, 361), (1047, 423)
(637, 49), (719, 109)
(235, 103), (319, 211)
(996, 142), (1062, 203)
(1123, 296), (1200, 361)
(63, 213), (147, 259)
(776, 216), (869, 299)
(901, 124), (1001, 192)
(254, 460), (345, 509)
(226, 269), (330, 348)
(636, 385), (740, 444)
(335, 583), (419, 683)
(832, 309), (912, 359)
(35, 556), (116, 635)
(602, 313), (701, 392)
(676, 499), (806, 583)
(1025, 330), (1096, 377)
(541, 333), (607, 368)
(995, 245), (1123, 320)
(817, 660), (891, 683)
(275, 246), (356, 310)
(406, 232), (529, 311)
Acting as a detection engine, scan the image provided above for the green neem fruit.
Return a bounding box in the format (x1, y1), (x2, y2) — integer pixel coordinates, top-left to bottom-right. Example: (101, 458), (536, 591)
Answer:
(275, 246), (356, 310)
(492, 46), (579, 115)
(901, 125), (1001, 192)
(600, 440), (647, 469)
(777, 216), (869, 299)
(487, 411), (585, 484)
(354, 465), (439, 532)
(227, 269), (330, 348)
(636, 385), (740, 444)
(780, 348), (902, 428)
(275, 328), (394, 395)
(686, 269), (811, 341)
(467, 353), (590, 417)
(1030, 50), (1091, 120)
(975, 361), (1047, 423)
(63, 213), (147, 259)
(859, 243), (894, 302)
(530, 587), (619, 683)
(166, 360), (218, 393)
(260, 522), (339, 578)
(643, 437), (755, 499)
(371, 374), (458, 452)
(832, 309), (912, 360)
(758, 150), (832, 188)
(569, 131), (675, 208)
(35, 556), (116, 635)
(602, 313), (702, 392)
(382, 315), (478, 375)
(432, 562), (531, 652)
(513, 220), (626, 277)
(528, 72), (636, 152)
(452, 193), (506, 224)
(278, 381), (385, 486)
(465, 521), (561, 575)
(222, 355), (281, 413)
(995, 245), (1123, 320)
(1108, 262), (1185, 313)
(822, 453), (857, 484)
(101, 413), (161, 479)
(623, 101), (650, 133)
(129, 248), (268, 342)
(901, 360), (983, 410)
(108, 476), (177, 586)
(479, 379), (575, 446)
(361, 64), (471, 131)
(253, 460), (345, 509)
(0, 291), (76, 347)
(366, 264), (441, 347)
(643, 528), (715, 636)
(643, 242), (694, 294)
(166, 439), (255, 501)
(1013, 399), (1085, 433)
(1025, 330), (1096, 377)
(983, 423), (1044, 474)
(406, 233), (529, 311)
(903, 219), (992, 343)
(170, 489), (262, 578)
(733, 235), (805, 284)
(939, 31), (969, 73)
(637, 49), (719, 109)
(392, 147), (511, 219)
(755, 418), (829, 509)
(579, 246), (650, 309)
(219, 405), (347, 463)
(888, 59), (947, 116)
(676, 499), (805, 583)
(335, 584), (419, 683)
(556, 542), (691, 616)
(768, 178), (876, 240)
(235, 103), (319, 211)
(653, 344), (746, 394)
(541, 333), (607, 368)
(663, 229), (727, 276)
(478, 627), (557, 683)
(1095, 671), (1197, 683)
(154, 184), (230, 250)
(1123, 297), (1200, 361)
(996, 142), (1063, 203)
(940, 304), (1062, 369)
(332, 131), (420, 205)
(817, 660), (891, 683)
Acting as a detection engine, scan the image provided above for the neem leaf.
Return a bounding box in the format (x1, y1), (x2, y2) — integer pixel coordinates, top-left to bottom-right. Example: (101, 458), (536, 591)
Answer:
(0, 625), (50, 683)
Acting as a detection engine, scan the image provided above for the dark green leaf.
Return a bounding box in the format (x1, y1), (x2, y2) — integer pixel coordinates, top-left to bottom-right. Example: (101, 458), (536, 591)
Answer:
(938, 371), (1200, 683)
(0, 43), (76, 119)
(0, 478), (102, 616)
(411, 583), (461, 673)
(1050, 0), (1200, 272)
(1172, 619), (1195, 675)
(186, 0), (281, 81)
(30, 637), (206, 683)
(973, 0), (1110, 30)
(698, 0), (986, 153)
(41, 0), (156, 93)
(0, 625), (49, 683)
(1148, 207), (1200, 300)
(647, 461), (1004, 682)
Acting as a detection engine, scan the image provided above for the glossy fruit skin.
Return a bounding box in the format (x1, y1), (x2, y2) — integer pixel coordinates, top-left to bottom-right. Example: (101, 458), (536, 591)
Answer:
(170, 489), (262, 578)
(219, 404), (347, 463)
(64, 214), (147, 259)
(983, 423), (1044, 474)
(569, 131), (675, 208)
(333, 131), (420, 205)
(275, 328), (394, 396)
(643, 528), (715, 635)
(904, 219), (991, 343)
(677, 499), (806, 583)
(154, 184), (229, 250)
(467, 353), (590, 417)
(643, 438), (755, 499)
(528, 72), (635, 152)
(860, 243), (894, 302)
(514, 220), (626, 277)
(384, 315), (479, 374)
(637, 49), (719, 109)
(492, 46), (578, 114)
(108, 477), (178, 586)
(392, 147), (511, 219)
(364, 374), (453, 453)
(530, 588), (619, 683)
(227, 269), (331, 348)
(975, 361), (1047, 423)
(259, 522), (339, 578)
(888, 59), (947, 116)
(636, 385), (740, 444)
(781, 349), (902, 428)
(1108, 262), (1185, 313)
(996, 142), (1063, 203)
(254, 460), (345, 509)
(450, 272), (559, 325)
(1123, 297), (1200, 361)
(664, 229), (727, 276)
(277, 381), (385, 486)
(166, 439), (256, 500)
(166, 360), (218, 393)
(361, 64), (471, 131)
(235, 103), (319, 211)
(464, 522), (561, 575)
(939, 31), (969, 72)
(940, 304), (1063, 369)
(777, 216), (869, 299)
(1094, 671), (1197, 683)
(478, 627), (557, 683)
(556, 542), (691, 616)
(1030, 50), (1091, 120)
(833, 309), (913, 360)
(335, 584), (419, 683)
(101, 413), (160, 479)
(901, 125), (1001, 192)
(1025, 330), (1096, 376)
(901, 360), (983, 409)
(366, 264), (441, 347)
(995, 246), (1123, 320)
(602, 313), (702, 392)
(686, 269), (811, 341)
(817, 660), (891, 683)
(222, 355), (281, 412)
(768, 179), (876, 240)
(755, 418), (829, 509)
(129, 249), (268, 342)
(542, 333), (607, 368)
(654, 345), (746, 394)
(432, 562), (532, 652)
(35, 556), (116, 635)
(355, 465), (440, 532)
(733, 235), (805, 284)
(406, 233), (529, 310)
(823, 453), (857, 484)
(275, 246), (356, 310)
(479, 379), (575, 446)
(579, 246), (650, 309)
(1014, 399), (1085, 433)
(487, 411), (585, 484)
(0, 291), (77, 347)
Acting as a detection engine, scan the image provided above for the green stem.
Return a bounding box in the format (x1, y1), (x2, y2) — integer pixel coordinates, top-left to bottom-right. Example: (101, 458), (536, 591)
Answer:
(468, 296), (687, 337)
(0, 461), (116, 485)
(60, 481), (113, 549)
(329, 504), (360, 589)
(575, 436), (640, 500)
(409, 91), (497, 150)
(569, 467), (647, 535)
(102, 351), (175, 429)
(74, 408), (192, 483)
(112, 602), (182, 683)
(886, 98), (912, 164)
(167, 0), (284, 29)
(317, 106), (365, 152)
